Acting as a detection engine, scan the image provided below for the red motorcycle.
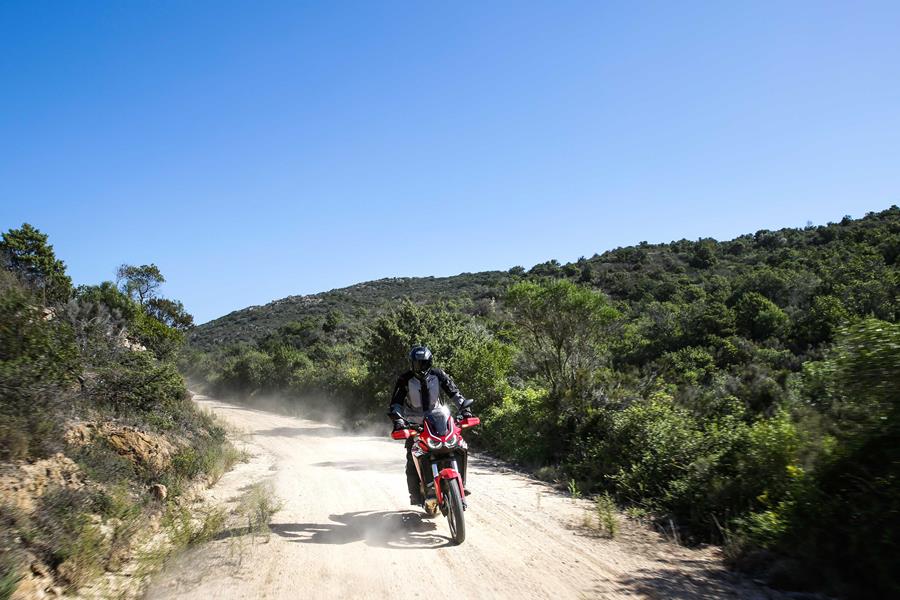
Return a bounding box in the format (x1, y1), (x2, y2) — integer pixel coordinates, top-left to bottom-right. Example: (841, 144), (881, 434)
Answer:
(391, 402), (480, 545)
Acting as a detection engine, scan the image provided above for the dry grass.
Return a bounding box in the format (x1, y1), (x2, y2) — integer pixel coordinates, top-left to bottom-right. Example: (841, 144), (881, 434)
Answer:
(234, 481), (282, 535)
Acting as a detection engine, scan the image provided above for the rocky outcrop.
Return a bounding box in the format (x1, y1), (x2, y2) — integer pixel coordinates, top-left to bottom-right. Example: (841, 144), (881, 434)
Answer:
(149, 483), (168, 501)
(0, 453), (84, 513)
(65, 421), (176, 474)
(9, 554), (62, 600)
(0, 455), (85, 599)
(106, 428), (174, 474)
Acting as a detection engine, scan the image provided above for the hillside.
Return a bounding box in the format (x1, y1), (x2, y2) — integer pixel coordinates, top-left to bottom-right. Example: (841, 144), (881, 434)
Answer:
(185, 206), (900, 599)
(192, 207), (900, 348)
(0, 225), (242, 598)
(189, 271), (511, 349)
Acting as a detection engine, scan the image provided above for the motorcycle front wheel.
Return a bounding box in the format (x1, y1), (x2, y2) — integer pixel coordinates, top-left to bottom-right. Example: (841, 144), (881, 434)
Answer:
(443, 479), (466, 545)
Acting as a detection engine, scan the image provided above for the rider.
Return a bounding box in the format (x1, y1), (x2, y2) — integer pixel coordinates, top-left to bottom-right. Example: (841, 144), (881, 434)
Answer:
(388, 345), (474, 505)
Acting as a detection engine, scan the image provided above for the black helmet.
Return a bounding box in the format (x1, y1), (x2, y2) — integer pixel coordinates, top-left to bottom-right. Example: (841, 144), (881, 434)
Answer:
(409, 346), (433, 377)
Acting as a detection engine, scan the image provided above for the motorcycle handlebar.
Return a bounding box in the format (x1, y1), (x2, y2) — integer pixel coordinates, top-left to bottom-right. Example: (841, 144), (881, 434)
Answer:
(391, 417), (480, 439)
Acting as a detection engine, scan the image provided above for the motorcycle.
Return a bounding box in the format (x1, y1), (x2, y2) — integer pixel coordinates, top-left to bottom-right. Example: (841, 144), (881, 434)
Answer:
(390, 399), (480, 545)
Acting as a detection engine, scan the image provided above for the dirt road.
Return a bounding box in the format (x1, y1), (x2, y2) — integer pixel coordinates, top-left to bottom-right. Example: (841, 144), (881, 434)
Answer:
(145, 396), (782, 599)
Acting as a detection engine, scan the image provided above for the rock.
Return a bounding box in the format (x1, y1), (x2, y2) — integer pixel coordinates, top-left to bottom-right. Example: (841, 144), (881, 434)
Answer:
(117, 331), (148, 352)
(65, 421), (179, 475)
(149, 483), (168, 501)
(0, 453), (84, 513)
(64, 421), (98, 448)
(57, 559), (80, 585)
(30, 561), (50, 578)
(106, 427), (174, 474)
(11, 556), (54, 600)
(10, 577), (47, 600)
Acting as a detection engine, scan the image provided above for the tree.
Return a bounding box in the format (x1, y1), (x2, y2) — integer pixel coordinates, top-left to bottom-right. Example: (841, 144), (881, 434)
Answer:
(323, 309), (343, 333)
(689, 239), (718, 268)
(529, 259), (563, 278)
(578, 264), (594, 283)
(364, 301), (512, 407)
(0, 223), (72, 304)
(506, 279), (620, 399)
(116, 263), (165, 306)
(146, 298), (194, 331)
(787, 319), (900, 597)
(735, 292), (790, 341)
(76, 281), (140, 322)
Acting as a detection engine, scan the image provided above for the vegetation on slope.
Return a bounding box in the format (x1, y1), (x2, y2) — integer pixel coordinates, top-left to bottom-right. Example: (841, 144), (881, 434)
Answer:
(186, 206), (900, 598)
(0, 224), (237, 598)
(189, 272), (511, 349)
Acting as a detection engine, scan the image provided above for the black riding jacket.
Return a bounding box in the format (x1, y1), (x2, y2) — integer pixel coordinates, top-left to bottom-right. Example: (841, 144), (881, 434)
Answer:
(389, 368), (466, 425)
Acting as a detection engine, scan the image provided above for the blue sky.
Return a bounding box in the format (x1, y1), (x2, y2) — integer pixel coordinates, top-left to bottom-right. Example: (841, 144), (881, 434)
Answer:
(2, 1), (899, 323)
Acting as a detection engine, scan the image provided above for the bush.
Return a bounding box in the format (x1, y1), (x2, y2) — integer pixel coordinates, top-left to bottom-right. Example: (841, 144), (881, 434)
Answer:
(481, 387), (554, 466)
(0, 283), (80, 460)
(769, 319), (900, 597)
(26, 487), (128, 589)
(92, 350), (189, 428)
(735, 292), (790, 341)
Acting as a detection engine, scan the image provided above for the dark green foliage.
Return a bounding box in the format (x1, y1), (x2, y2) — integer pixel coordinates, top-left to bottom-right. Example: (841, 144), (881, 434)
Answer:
(365, 301), (513, 410)
(0, 280), (79, 388)
(0, 279), (80, 460)
(774, 320), (900, 598)
(146, 298), (194, 331)
(689, 239), (718, 268)
(190, 206), (900, 597)
(480, 387), (554, 466)
(130, 310), (185, 359)
(0, 223), (73, 304)
(92, 351), (189, 426)
(189, 271), (511, 349)
(735, 292), (790, 341)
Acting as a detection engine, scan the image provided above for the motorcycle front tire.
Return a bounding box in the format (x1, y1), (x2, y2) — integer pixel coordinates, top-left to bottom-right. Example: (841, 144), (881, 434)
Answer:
(443, 479), (466, 545)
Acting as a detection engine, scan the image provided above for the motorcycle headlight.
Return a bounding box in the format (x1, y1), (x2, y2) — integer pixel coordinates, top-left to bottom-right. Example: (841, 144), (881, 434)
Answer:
(445, 434), (459, 448)
(426, 438), (442, 450)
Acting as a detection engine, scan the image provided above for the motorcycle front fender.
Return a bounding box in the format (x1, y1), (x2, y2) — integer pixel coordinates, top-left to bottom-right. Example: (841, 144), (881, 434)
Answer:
(434, 468), (464, 505)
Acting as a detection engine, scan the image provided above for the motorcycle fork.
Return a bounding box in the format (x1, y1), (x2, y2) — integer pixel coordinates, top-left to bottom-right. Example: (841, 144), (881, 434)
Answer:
(450, 458), (467, 509)
(413, 453), (427, 497)
(433, 458), (467, 509)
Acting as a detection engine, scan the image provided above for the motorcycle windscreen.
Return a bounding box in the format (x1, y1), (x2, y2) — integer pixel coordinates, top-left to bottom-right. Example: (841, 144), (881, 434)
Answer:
(423, 405), (452, 437)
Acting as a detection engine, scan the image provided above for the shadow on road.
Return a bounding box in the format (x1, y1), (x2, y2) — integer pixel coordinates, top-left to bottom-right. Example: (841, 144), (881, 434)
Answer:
(269, 511), (452, 549)
(594, 563), (776, 600)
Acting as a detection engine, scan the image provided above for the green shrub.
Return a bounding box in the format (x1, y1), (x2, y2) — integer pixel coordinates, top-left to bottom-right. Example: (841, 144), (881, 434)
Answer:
(162, 504), (226, 547)
(770, 319), (900, 598)
(92, 350), (189, 428)
(594, 493), (618, 538)
(235, 481), (282, 535)
(0, 283), (80, 460)
(481, 387), (554, 466)
(735, 292), (790, 341)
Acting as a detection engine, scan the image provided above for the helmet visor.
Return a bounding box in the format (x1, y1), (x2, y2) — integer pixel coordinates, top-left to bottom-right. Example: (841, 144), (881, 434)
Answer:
(412, 357), (432, 374)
